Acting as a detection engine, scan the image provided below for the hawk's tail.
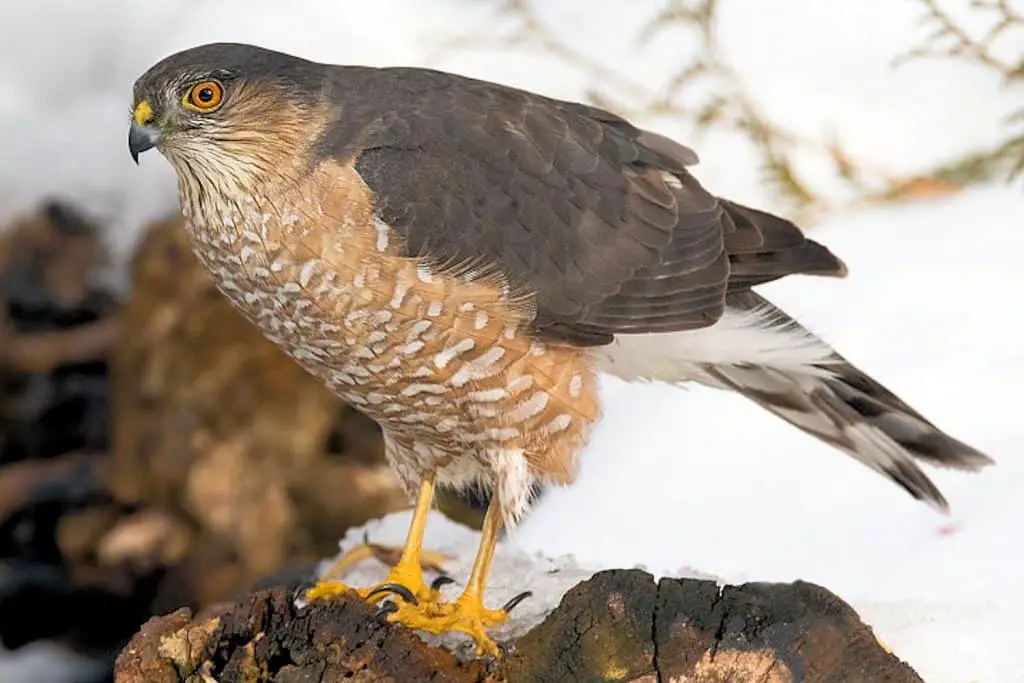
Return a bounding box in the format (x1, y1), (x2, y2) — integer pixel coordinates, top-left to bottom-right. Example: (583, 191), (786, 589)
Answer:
(699, 292), (993, 511)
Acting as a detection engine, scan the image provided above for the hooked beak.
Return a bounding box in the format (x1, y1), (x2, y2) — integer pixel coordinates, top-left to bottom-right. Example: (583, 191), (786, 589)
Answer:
(128, 120), (161, 164)
(129, 100), (161, 164)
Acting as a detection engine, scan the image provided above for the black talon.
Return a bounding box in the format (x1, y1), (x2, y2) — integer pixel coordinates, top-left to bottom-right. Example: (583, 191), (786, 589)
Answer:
(377, 599), (399, 617)
(501, 590), (532, 613)
(431, 575), (456, 591)
(292, 582), (314, 604)
(366, 583), (418, 605)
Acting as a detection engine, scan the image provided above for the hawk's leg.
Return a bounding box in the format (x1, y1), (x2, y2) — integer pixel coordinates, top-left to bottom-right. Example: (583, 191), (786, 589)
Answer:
(305, 471), (448, 609)
(385, 493), (532, 658)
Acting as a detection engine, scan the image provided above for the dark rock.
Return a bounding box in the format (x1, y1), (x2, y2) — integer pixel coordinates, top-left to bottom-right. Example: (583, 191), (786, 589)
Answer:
(505, 569), (658, 682)
(0, 454), (107, 564)
(506, 570), (922, 683)
(112, 607), (193, 683)
(0, 560), (160, 655)
(113, 588), (495, 683)
(0, 202), (133, 665)
(653, 578), (923, 682)
(0, 200), (118, 466)
(0, 453), (164, 657)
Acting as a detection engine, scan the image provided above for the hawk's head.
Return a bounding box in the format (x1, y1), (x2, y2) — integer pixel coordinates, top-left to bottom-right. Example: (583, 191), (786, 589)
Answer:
(129, 43), (326, 180)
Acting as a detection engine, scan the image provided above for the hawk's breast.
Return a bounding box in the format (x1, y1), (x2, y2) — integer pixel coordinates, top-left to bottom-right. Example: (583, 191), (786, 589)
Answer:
(177, 159), (601, 492)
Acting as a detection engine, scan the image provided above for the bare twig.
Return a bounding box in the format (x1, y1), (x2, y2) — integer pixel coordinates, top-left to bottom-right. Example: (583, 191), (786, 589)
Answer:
(428, 0), (990, 224)
(0, 316), (119, 374)
(896, 0), (1023, 180)
(894, 0), (1023, 76)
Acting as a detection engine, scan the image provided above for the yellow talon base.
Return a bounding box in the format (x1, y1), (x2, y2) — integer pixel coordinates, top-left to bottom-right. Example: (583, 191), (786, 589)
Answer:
(386, 591), (511, 658)
(303, 474), (524, 659)
(304, 578), (353, 602)
(305, 472), (451, 611)
(304, 546), (447, 610)
(307, 579), (511, 658)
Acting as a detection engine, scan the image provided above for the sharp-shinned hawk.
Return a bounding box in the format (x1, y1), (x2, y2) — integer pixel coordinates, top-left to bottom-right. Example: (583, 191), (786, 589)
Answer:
(128, 42), (994, 656)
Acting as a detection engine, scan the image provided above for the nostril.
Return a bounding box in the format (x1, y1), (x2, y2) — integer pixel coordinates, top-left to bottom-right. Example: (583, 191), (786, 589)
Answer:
(133, 100), (156, 127)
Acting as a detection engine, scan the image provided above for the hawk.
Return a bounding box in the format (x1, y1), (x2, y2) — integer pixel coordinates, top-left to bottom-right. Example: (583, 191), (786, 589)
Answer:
(129, 42), (993, 656)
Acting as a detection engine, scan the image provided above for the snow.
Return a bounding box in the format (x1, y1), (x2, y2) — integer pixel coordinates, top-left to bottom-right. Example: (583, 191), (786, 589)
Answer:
(0, 643), (106, 683)
(312, 509), (722, 660)
(308, 510), (621, 660)
(513, 184), (1024, 683)
(1, 0), (1021, 681)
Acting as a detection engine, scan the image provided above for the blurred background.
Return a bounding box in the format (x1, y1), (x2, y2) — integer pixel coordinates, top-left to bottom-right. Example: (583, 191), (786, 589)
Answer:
(0, 1), (1020, 681)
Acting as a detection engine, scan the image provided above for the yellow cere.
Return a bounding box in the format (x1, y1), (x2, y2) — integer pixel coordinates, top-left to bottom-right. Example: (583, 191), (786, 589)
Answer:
(133, 100), (155, 126)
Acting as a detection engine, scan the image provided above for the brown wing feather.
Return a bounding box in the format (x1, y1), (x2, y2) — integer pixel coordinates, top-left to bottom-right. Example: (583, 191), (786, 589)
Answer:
(318, 66), (844, 345)
(720, 200), (848, 290)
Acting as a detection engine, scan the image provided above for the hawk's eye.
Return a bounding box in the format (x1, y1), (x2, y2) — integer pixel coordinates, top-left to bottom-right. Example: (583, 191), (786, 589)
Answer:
(183, 80), (224, 112)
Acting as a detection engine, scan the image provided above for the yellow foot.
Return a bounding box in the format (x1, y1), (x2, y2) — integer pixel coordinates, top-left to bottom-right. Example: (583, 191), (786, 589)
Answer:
(304, 540), (453, 611)
(387, 590), (533, 658)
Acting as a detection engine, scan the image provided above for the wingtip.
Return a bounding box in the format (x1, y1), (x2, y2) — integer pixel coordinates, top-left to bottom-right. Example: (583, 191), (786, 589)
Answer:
(834, 256), (850, 278)
(958, 450), (998, 471)
(804, 240), (849, 278)
(926, 491), (952, 515)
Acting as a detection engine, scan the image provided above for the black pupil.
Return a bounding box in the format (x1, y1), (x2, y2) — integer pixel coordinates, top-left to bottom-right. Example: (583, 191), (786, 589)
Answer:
(197, 87), (215, 103)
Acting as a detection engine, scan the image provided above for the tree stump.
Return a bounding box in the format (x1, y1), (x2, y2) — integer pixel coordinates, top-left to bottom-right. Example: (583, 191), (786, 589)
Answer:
(114, 569), (923, 683)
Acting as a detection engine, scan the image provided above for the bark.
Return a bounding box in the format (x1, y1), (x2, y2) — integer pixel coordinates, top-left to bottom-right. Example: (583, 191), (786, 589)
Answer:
(115, 570), (923, 683)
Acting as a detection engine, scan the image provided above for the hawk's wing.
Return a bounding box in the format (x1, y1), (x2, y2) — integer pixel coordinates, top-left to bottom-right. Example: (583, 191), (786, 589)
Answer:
(323, 68), (844, 345)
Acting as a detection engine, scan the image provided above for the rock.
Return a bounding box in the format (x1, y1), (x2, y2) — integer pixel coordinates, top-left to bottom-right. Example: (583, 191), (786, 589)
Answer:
(114, 588), (494, 683)
(505, 569), (658, 682)
(0, 200), (118, 466)
(651, 577), (920, 682)
(508, 570), (923, 682)
(113, 607), (193, 683)
(114, 566), (923, 683)
(0, 453), (159, 658)
(0, 200), (111, 315)
(0, 199), (139, 660)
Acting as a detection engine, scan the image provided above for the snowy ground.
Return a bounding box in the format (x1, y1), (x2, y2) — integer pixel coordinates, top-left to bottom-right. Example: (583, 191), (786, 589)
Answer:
(0, 643), (107, 683)
(1, 0), (1021, 681)
(514, 183), (1024, 683)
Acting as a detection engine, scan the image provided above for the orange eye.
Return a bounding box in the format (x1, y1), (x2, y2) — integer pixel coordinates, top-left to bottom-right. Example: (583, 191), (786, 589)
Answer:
(184, 80), (224, 112)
